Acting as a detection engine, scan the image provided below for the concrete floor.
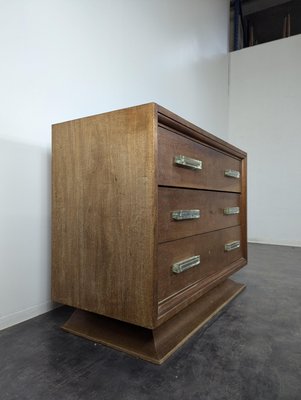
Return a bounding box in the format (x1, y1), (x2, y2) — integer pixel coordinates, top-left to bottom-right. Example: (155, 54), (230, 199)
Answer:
(1, 243), (301, 400)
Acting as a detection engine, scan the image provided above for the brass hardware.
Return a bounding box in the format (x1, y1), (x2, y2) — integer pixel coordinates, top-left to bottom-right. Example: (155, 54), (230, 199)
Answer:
(172, 210), (201, 221)
(224, 241), (240, 251)
(174, 155), (202, 170)
(224, 169), (240, 179)
(172, 255), (200, 274)
(223, 207), (240, 215)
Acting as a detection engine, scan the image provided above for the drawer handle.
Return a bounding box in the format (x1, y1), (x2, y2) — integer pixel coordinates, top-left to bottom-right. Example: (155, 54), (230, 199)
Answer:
(223, 207), (240, 215)
(224, 240), (240, 251)
(174, 155), (203, 170)
(224, 169), (240, 179)
(172, 209), (201, 220)
(172, 255), (200, 274)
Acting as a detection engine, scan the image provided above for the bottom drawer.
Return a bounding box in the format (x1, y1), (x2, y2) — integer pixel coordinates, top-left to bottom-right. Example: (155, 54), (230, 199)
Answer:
(158, 225), (243, 303)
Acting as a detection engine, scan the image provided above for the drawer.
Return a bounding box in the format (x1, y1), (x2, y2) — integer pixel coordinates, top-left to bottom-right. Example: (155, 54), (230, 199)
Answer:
(158, 226), (242, 302)
(158, 188), (240, 243)
(158, 127), (241, 192)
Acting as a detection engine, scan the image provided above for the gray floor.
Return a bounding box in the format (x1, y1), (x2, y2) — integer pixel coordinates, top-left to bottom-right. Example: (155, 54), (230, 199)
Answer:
(1, 243), (301, 400)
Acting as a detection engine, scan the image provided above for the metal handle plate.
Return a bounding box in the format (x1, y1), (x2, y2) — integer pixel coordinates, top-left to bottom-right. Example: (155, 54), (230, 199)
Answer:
(224, 240), (240, 252)
(223, 207), (240, 215)
(172, 255), (200, 274)
(174, 155), (202, 170)
(172, 210), (201, 221)
(224, 169), (240, 179)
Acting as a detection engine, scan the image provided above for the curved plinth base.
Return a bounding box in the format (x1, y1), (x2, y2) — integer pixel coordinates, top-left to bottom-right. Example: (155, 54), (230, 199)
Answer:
(62, 279), (246, 364)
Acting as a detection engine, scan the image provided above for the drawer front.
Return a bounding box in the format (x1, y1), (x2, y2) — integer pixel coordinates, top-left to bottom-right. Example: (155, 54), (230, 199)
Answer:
(158, 188), (240, 243)
(158, 226), (242, 302)
(158, 127), (241, 192)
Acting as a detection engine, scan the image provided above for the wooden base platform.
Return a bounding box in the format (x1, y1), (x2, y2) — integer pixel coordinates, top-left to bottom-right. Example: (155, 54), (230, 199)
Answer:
(62, 279), (246, 364)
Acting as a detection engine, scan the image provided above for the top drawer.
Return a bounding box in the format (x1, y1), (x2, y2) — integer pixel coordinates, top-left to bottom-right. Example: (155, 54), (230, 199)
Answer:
(158, 127), (241, 192)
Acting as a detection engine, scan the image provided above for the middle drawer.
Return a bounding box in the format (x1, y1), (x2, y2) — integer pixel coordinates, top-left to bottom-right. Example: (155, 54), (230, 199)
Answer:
(158, 187), (240, 243)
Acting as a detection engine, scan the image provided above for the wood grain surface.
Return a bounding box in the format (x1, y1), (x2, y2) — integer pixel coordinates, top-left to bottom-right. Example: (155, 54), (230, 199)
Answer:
(158, 126), (242, 192)
(52, 103), (157, 328)
(157, 104), (247, 159)
(63, 279), (246, 364)
(52, 102), (248, 334)
(158, 225), (242, 302)
(158, 187), (240, 242)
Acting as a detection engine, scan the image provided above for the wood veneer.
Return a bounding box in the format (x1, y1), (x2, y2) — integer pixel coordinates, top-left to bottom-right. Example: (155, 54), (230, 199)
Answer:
(158, 187), (240, 242)
(52, 103), (247, 363)
(158, 225), (242, 302)
(158, 127), (241, 192)
(52, 104), (157, 328)
(63, 279), (246, 365)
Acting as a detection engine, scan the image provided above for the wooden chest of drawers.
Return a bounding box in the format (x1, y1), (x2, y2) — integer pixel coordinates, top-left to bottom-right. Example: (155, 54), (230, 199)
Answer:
(52, 103), (247, 363)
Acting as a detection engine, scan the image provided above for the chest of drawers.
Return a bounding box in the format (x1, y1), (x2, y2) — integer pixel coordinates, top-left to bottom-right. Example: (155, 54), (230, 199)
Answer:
(52, 103), (247, 364)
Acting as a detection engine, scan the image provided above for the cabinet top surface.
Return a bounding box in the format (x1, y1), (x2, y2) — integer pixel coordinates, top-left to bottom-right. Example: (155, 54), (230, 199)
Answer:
(52, 102), (247, 159)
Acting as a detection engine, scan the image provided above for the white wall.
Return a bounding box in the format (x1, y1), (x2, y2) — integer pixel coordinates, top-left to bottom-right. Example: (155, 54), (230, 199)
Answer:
(229, 35), (301, 246)
(0, 0), (230, 330)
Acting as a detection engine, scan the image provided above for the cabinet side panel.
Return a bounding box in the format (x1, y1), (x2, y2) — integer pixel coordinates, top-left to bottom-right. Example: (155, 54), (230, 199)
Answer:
(52, 104), (156, 328)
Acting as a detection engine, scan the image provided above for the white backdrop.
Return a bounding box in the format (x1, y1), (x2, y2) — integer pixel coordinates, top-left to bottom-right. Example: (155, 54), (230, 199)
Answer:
(229, 35), (301, 246)
(0, 0), (230, 329)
